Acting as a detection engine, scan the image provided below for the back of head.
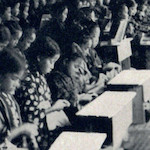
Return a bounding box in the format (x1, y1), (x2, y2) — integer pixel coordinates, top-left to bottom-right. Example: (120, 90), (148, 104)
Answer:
(0, 49), (26, 76)
(4, 20), (22, 36)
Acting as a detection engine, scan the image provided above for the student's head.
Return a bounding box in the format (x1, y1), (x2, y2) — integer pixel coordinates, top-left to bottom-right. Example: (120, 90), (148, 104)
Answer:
(118, 4), (129, 19)
(5, 21), (22, 47)
(18, 27), (36, 51)
(0, 50), (26, 94)
(136, 4), (147, 19)
(0, 25), (11, 51)
(40, 0), (47, 6)
(79, 7), (98, 22)
(88, 23), (100, 48)
(126, 0), (137, 16)
(89, 0), (97, 7)
(77, 33), (92, 55)
(53, 3), (68, 22)
(11, 2), (20, 17)
(103, 0), (111, 6)
(20, 1), (30, 19)
(77, 0), (90, 9)
(0, 4), (11, 21)
(33, 0), (39, 9)
(61, 53), (91, 83)
(28, 36), (60, 74)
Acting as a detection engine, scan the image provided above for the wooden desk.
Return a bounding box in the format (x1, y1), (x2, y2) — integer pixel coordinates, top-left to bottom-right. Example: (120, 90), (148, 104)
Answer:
(76, 91), (136, 149)
(107, 70), (150, 123)
(49, 132), (106, 150)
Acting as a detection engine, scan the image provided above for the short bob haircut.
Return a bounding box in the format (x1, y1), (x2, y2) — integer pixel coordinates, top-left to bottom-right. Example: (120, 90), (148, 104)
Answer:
(26, 36), (60, 70)
(4, 20), (22, 37)
(0, 49), (26, 76)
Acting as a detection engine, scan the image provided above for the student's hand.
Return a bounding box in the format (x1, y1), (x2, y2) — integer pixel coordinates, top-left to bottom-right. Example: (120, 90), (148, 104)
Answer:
(79, 93), (98, 102)
(96, 73), (108, 85)
(52, 100), (71, 111)
(106, 69), (118, 81)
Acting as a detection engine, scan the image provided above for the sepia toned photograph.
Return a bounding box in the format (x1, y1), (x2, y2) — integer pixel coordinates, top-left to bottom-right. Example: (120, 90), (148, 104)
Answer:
(0, 0), (150, 149)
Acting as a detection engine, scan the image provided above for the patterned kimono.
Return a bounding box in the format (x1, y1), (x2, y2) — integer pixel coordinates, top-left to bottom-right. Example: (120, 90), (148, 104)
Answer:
(0, 92), (22, 146)
(15, 70), (52, 149)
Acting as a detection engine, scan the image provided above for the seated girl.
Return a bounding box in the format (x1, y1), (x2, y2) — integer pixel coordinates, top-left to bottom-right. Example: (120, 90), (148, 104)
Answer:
(48, 53), (102, 110)
(0, 50), (38, 149)
(89, 23), (121, 76)
(15, 36), (70, 150)
(73, 23), (121, 81)
(4, 21), (23, 48)
(19, 0), (30, 30)
(11, 1), (20, 22)
(0, 25), (11, 52)
(0, 2), (11, 24)
(17, 27), (36, 53)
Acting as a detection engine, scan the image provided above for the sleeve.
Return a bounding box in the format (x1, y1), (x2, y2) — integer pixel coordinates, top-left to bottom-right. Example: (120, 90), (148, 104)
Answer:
(15, 78), (46, 127)
(0, 101), (9, 143)
(49, 73), (78, 106)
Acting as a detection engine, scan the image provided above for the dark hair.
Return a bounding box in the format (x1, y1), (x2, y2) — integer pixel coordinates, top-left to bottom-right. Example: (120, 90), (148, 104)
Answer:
(4, 20), (22, 36)
(27, 36), (60, 71)
(20, 27), (36, 42)
(125, 0), (137, 8)
(58, 53), (82, 75)
(0, 25), (11, 43)
(88, 22), (100, 35)
(51, 2), (68, 17)
(77, 32), (91, 46)
(33, 36), (60, 58)
(0, 49), (26, 75)
(9, 0), (20, 8)
(0, 1), (11, 15)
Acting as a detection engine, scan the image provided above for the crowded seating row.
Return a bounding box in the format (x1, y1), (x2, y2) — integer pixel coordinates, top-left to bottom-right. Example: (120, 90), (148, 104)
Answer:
(0, 0), (150, 149)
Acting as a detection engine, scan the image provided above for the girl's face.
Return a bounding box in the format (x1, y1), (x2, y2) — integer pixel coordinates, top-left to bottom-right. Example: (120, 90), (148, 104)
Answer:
(0, 41), (9, 51)
(0, 70), (24, 95)
(90, 0), (96, 7)
(23, 6), (29, 19)
(118, 5), (129, 19)
(10, 30), (22, 47)
(33, 0), (39, 9)
(41, 0), (47, 6)
(68, 58), (83, 78)
(91, 27), (100, 48)
(39, 54), (60, 74)
(21, 32), (36, 51)
(81, 39), (92, 55)
(3, 7), (11, 21)
(12, 3), (20, 16)
(68, 58), (91, 83)
(129, 5), (137, 16)
(60, 8), (68, 22)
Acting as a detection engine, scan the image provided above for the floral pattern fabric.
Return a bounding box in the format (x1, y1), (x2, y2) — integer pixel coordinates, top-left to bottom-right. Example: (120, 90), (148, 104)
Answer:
(0, 92), (21, 144)
(15, 70), (52, 149)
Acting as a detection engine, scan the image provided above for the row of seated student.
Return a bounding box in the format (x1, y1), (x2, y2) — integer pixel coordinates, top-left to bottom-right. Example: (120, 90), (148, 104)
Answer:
(0, 0), (150, 149)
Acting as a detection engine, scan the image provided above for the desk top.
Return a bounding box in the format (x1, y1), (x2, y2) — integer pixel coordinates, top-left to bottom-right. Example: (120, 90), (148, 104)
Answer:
(49, 132), (106, 150)
(108, 70), (150, 86)
(76, 91), (136, 117)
